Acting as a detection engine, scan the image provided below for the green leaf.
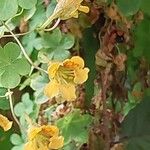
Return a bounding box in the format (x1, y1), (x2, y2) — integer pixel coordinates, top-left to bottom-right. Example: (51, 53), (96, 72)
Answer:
(59, 34), (75, 50)
(22, 32), (37, 55)
(14, 93), (34, 117)
(141, 0), (150, 15)
(1, 69), (20, 89)
(133, 82), (142, 92)
(10, 134), (23, 145)
(1, 42), (20, 63)
(116, 0), (141, 16)
(57, 110), (93, 145)
(22, 32), (43, 55)
(144, 88), (150, 97)
(40, 28), (74, 61)
(45, 48), (70, 61)
(29, 2), (46, 30)
(0, 42), (30, 88)
(63, 142), (78, 150)
(53, 48), (70, 60)
(132, 18), (150, 63)
(0, 0), (18, 20)
(22, 93), (34, 114)
(30, 74), (49, 104)
(42, 28), (62, 49)
(123, 102), (137, 116)
(121, 96), (150, 149)
(126, 52), (139, 81)
(19, 73), (38, 90)
(13, 58), (31, 75)
(0, 128), (13, 149)
(12, 7), (36, 27)
(14, 103), (25, 117)
(18, 0), (37, 9)
(12, 145), (24, 150)
(34, 89), (49, 104)
(82, 28), (99, 107)
(0, 87), (9, 110)
(5, 42), (21, 60)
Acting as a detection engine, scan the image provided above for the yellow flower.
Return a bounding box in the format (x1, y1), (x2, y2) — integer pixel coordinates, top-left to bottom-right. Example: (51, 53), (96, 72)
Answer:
(44, 56), (89, 101)
(24, 125), (64, 150)
(54, 0), (89, 20)
(40, 0), (89, 30)
(0, 114), (12, 131)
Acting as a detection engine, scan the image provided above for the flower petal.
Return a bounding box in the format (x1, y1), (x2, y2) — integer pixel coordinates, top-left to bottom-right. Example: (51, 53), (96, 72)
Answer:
(60, 83), (76, 101)
(28, 127), (42, 140)
(63, 56), (85, 69)
(74, 68), (89, 84)
(44, 80), (59, 99)
(49, 136), (64, 150)
(70, 56), (85, 68)
(72, 11), (79, 18)
(24, 142), (35, 150)
(0, 114), (12, 131)
(78, 5), (89, 13)
(25, 124), (64, 150)
(42, 125), (59, 137)
(48, 63), (60, 78)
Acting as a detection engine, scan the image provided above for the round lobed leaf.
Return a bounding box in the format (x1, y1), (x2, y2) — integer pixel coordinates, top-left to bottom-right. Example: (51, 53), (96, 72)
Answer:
(0, 0), (18, 20)
(18, 0), (37, 9)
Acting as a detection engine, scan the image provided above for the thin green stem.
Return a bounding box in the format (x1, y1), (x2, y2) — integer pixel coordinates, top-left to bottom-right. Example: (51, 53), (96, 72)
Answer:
(0, 95), (6, 98)
(1, 30), (33, 38)
(7, 89), (21, 129)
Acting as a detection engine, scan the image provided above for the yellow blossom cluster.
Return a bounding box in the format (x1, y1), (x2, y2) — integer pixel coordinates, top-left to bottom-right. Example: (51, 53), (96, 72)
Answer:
(44, 56), (89, 101)
(24, 125), (64, 150)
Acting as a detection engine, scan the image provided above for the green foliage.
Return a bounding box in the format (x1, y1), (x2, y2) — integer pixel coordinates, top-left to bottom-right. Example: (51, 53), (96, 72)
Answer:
(57, 110), (93, 145)
(29, 0), (46, 29)
(116, 0), (150, 16)
(39, 28), (75, 61)
(0, 129), (13, 149)
(22, 32), (42, 55)
(133, 17), (150, 63)
(0, 0), (150, 149)
(0, 42), (30, 88)
(141, 0), (150, 15)
(0, 88), (9, 110)
(18, 0), (37, 9)
(14, 93), (34, 117)
(30, 74), (49, 104)
(0, 0), (18, 20)
(121, 96), (150, 150)
(83, 28), (99, 107)
(116, 0), (141, 16)
(10, 134), (24, 150)
(14, 93), (39, 128)
(63, 142), (78, 150)
(123, 82), (142, 115)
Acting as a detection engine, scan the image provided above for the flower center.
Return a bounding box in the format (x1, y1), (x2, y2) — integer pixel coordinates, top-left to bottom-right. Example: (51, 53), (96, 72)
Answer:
(56, 65), (75, 84)
(34, 134), (49, 149)
(63, 61), (80, 68)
